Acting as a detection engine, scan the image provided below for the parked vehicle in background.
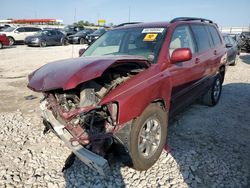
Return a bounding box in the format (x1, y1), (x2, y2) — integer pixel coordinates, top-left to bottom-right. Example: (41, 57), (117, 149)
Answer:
(0, 26), (41, 45)
(0, 34), (10, 49)
(63, 25), (85, 36)
(24, 29), (66, 47)
(67, 29), (94, 44)
(223, 34), (241, 65)
(28, 17), (227, 174)
(0, 25), (11, 31)
(228, 33), (240, 42)
(238, 31), (250, 52)
(86, 28), (107, 44)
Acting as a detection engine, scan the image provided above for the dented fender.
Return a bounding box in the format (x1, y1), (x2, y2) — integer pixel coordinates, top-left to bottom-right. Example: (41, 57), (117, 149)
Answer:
(100, 64), (172, 125)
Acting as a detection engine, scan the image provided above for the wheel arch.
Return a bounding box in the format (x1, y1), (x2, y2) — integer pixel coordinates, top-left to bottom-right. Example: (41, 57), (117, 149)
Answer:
(219, 65), (225, 83)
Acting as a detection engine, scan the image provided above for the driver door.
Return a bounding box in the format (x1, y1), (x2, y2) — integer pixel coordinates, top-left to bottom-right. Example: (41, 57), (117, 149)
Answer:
(168, 25), (205, 116)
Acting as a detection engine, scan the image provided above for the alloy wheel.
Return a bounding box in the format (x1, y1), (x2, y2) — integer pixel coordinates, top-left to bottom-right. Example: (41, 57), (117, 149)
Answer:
(138, 117), (161, 158)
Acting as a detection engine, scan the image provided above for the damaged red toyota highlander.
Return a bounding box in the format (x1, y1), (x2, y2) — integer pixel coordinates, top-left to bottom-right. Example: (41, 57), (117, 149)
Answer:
(28, 17), (227, 175)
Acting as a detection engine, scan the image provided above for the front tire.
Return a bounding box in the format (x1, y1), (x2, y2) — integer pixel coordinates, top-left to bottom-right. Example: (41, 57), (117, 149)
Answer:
(0, 42), (2, 49)
(130, 103), (168, 170)
(8, 37), (15, 46)
(202, 74), (222, 106)
(231, 54), (239, 66)
(40, 40), (47, 47)
(79, 38), (85, 44)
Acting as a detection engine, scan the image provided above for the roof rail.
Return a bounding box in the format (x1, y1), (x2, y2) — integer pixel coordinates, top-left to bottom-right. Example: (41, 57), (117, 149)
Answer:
(115, 22), (142, 27)
(170, 17), (213, 24)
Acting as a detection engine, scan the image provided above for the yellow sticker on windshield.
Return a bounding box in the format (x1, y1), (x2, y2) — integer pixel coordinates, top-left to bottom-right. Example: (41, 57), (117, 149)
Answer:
(143, 33), (158, 41)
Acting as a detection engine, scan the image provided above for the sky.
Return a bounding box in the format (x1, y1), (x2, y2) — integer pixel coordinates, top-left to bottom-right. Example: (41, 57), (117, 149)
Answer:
(0, 0), (250, 27)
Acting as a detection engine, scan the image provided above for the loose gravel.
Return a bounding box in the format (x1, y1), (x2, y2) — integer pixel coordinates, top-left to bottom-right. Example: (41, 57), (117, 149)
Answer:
(0, 46), (249, 187)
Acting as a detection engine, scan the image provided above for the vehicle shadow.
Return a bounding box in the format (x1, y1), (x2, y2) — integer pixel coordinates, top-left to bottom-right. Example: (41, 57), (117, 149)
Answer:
(168, 82), (250, 187)
(63, 83), (250, 187)
(240, 53), (250, 65)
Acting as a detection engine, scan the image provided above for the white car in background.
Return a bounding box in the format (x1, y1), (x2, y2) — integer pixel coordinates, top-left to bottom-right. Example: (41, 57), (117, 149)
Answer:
(0, 26), (41, 45)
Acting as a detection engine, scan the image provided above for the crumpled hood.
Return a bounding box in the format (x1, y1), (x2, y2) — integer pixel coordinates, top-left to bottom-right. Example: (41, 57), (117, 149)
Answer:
(28, 55), (149, 92)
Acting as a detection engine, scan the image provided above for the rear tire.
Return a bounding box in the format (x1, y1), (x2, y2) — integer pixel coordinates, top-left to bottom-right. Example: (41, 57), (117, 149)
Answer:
(61, 38), (67, 46)
(0, 42), (2, 49)
(8, 37), (14, 46)
(202, 74), (222, 106)
(231, 55), (239, 66)
(130, 103), (168, 170)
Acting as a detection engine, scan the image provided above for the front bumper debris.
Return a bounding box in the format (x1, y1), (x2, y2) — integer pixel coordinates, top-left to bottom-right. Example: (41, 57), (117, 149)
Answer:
(40, 101), (110, 175)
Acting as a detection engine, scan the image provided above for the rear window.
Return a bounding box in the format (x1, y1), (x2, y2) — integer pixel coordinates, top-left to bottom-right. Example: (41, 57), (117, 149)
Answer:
(208, 26), (221, 46)
(190, 25), (211, 52)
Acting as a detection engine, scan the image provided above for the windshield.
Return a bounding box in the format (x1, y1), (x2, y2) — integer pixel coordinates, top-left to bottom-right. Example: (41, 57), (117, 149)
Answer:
(93, 29), (106, 35)
(2, 27), (15, 32)
(34, 30), (51, 36)
(76, 30), (87, 35)
(83, 27), (166, 63)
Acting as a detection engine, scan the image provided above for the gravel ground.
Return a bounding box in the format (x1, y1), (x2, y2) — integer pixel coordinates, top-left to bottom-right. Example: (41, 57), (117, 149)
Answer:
(0, 45), (249, 187)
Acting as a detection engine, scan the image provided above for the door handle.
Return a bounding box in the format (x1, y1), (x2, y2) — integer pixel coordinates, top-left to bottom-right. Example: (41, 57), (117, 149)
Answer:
(195, 58), (200, 64)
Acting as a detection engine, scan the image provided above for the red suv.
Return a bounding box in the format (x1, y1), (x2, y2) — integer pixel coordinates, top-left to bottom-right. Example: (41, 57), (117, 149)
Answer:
(28, 17), (227, 174)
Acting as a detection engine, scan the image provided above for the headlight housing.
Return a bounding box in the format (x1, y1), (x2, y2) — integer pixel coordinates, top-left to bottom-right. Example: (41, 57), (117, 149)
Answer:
(31, 38), (39, 42)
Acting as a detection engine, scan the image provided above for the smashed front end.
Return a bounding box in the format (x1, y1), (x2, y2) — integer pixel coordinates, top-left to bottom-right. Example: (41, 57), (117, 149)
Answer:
(28, 57), (149, 175)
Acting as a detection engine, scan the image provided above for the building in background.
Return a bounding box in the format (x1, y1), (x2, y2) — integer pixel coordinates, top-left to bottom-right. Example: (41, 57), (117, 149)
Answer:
(0, 19), (63, 28)
(220, 27), (250, 34)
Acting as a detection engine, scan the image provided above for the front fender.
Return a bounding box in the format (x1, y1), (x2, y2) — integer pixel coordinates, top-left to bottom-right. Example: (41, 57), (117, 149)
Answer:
(100, 65), (172, 125)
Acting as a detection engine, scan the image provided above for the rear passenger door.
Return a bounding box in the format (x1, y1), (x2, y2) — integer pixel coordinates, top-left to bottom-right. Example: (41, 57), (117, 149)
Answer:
(169, 25), (205, 115)
(47, 30), (58, 45)
(205, 25), (224, 75)
(190, 24), (215, 86)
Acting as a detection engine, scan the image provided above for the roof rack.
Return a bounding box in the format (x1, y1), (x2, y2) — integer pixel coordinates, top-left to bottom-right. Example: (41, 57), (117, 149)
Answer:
(170, 17), (213, 24)
(115, 22), (142, 27)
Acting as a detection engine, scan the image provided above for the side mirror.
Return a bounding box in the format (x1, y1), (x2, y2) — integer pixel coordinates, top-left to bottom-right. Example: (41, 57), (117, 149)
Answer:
(79, 48), (86, 57)
(14, 30), (19, 33)
(225, 43), (233, 48)
(170, 48), (192, 63)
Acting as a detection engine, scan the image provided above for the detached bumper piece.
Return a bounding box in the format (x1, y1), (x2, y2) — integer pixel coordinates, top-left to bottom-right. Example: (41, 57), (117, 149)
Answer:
(40, 101), (110, 175)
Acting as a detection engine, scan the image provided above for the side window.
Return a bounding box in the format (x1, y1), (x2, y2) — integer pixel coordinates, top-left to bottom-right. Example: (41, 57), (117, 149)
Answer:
(50, 30), (57, 35)
(223, 36), (230, 44)
(16, 27), (25, 32)
(25, 27), (33, 32)
(56, 31), (62, 35)
(169, 25), (196, 56)
(208, 26), (222, 46)
(228, 36), (236, 45)
(190, 25), (211, 52)
(30, 27), (41, 32)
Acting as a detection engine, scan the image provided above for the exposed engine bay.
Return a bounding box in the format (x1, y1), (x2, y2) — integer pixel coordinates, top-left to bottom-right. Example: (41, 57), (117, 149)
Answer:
(42, 62), (147, 160)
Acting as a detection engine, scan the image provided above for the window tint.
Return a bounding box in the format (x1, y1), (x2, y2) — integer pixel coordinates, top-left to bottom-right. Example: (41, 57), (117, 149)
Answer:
(191, 25), (211, 52)
(169, 25), (196, 55)
(49, 30), (57, 35)
(16, 27), (25, 32)
(32, 28), (41, 32)
(208, 26), (221, 46)
(223, 36), (230, 44)
(56, 30), (63, 35)
(228, 36), (236, 45)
